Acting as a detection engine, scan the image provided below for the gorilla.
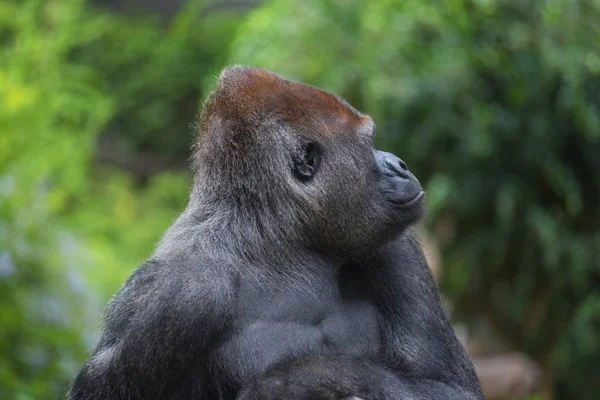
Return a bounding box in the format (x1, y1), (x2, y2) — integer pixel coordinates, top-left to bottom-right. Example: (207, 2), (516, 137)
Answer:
(69, 67), (484, 400)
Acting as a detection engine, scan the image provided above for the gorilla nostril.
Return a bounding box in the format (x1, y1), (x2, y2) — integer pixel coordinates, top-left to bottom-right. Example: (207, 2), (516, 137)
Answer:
(384, 160), (409, 178)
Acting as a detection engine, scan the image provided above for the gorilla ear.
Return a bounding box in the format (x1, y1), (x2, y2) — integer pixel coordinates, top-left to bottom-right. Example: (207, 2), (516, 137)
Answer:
(294, 142), (320, 180)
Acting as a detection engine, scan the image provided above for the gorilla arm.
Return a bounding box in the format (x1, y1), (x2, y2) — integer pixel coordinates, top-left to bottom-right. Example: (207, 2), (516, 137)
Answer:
(68, 260), (233, 400)
(237, 356), (415, 400)
(347, 231), (485, 399)
(237, 353), (475, 400)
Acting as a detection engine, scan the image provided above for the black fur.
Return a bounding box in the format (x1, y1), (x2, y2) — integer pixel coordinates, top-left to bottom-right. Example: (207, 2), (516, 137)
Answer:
(69, 67), (484, 400)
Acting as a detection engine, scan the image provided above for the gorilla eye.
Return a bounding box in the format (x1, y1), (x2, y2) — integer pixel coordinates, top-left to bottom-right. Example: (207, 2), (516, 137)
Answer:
(294, 142), (320, 180)
(304, 143), (316, 165)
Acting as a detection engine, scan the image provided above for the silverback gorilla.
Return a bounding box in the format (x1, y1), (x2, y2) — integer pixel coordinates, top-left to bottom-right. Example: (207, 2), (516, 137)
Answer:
(69, 67), (484, 400)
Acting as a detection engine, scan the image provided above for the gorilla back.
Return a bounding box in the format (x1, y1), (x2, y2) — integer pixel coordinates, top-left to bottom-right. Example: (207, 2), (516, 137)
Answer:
(69, 67), (484, 400)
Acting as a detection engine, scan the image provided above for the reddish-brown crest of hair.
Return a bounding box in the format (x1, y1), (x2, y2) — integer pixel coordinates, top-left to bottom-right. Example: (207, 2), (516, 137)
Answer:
(198, 66), (373, 142)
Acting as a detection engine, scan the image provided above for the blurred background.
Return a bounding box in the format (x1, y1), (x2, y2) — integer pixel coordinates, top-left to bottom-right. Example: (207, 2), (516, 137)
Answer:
(0, 0), (599, 399)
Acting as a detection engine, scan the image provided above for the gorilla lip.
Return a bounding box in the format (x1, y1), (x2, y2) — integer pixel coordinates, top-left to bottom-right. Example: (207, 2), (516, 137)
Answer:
(393, 191), (426, 206)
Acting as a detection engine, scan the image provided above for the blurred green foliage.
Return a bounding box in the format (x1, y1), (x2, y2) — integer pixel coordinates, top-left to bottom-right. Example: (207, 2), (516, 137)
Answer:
(0, 1), (112, 397)
(0, 0), (598, 399)
(75, 0), (242, 157)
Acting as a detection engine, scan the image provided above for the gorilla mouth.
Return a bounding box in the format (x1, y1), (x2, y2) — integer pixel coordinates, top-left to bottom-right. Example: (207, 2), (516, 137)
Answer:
(393, 191), (426, 207)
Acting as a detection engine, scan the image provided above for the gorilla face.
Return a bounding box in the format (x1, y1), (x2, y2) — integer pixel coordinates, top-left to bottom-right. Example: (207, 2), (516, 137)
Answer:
(291, 134), (424, 221)
(288, 125), (426, 254)
(195, 66), (426, 256)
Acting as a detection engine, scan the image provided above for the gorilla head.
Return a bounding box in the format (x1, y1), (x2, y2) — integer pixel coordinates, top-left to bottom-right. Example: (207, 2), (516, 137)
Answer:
(193, 66), (425, 258)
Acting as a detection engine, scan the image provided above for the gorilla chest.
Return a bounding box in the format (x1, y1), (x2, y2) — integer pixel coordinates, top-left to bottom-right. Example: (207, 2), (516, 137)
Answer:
(217, 278), (381, 382)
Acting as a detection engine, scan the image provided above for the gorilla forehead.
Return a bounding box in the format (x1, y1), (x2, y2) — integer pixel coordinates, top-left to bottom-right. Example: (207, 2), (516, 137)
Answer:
(206, 66), (374, 139)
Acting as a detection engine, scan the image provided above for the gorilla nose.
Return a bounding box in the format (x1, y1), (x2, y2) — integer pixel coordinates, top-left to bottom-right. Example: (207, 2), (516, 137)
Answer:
(377, 151), (410, 179)
(386, 159), (410, 179)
